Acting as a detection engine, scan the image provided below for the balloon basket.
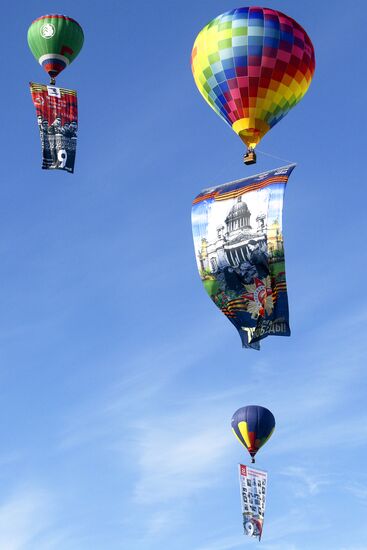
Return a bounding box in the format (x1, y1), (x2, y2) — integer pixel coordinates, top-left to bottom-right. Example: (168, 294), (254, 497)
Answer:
(244, 150), (256, 165)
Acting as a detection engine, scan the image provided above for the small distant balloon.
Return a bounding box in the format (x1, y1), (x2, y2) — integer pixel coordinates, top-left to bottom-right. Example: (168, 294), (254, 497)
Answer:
(231, 405), (275, 462)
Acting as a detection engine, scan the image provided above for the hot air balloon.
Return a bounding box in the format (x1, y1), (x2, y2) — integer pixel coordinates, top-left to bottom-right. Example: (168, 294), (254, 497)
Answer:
(191, 7), (315, 164)
(28, 15), (83, 173)
(28, 14), (84, 84)
(231, 405), (275, 462)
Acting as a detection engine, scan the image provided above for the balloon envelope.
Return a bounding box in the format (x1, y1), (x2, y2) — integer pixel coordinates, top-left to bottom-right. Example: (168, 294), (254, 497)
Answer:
(28, 14), (84, 79)
(231, 405), (275, 460)
(191, 7), (315, 149)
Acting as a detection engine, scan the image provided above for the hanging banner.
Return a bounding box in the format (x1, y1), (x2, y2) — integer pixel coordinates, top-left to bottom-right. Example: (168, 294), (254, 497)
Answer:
(238, 464), (267, 541)
(191, 165), (295, 350)
(30, 82), (78, 173)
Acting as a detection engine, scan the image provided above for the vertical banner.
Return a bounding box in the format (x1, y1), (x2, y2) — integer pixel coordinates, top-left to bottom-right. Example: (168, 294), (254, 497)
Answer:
(30, 82), (78, 173)
(238, 464), (267, 541)
(191, 165), (295, 349)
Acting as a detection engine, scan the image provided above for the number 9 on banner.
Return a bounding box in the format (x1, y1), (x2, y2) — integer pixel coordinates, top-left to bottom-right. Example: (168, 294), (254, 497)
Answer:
(58, 149), (67, 169)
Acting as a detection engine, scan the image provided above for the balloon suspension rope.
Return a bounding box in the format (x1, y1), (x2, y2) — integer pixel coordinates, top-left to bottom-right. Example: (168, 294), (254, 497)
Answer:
(256, 148), (295, 166)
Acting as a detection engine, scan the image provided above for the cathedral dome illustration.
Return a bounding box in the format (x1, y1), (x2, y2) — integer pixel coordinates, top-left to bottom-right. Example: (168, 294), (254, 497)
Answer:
(225, 196), (251, 231)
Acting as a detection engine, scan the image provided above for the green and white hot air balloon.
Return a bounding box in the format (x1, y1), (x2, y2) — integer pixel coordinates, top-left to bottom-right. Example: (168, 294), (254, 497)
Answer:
(27, 14), (84, 83)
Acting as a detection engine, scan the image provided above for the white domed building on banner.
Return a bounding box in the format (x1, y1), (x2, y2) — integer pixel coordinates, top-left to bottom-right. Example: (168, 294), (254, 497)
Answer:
(197, 195), (267, 275)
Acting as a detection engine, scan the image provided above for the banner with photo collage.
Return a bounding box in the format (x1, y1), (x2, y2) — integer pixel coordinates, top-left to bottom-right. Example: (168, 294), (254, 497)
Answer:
(238, 464), (267, 540)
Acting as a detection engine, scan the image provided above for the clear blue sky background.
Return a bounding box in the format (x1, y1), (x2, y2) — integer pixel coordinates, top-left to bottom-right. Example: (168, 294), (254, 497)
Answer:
(0, 0), (366, 549)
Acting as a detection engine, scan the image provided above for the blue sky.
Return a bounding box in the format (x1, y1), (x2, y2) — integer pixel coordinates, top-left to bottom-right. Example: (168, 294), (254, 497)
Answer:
(0, 0), (366, 548)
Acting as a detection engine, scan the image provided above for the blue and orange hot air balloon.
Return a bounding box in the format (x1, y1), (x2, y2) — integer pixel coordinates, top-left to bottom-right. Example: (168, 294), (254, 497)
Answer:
(191, 7), (315, 164)
(231, 405), (275, 462)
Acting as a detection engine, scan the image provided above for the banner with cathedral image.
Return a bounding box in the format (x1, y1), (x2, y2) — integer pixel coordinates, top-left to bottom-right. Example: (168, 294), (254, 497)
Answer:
(191, 165), (296, 350)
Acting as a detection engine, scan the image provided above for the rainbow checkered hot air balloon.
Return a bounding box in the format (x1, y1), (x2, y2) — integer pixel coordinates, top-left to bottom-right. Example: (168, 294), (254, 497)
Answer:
(191, 7), (315, 163)
(231, 405), (275, 462)
(27, 14), (84, 83)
